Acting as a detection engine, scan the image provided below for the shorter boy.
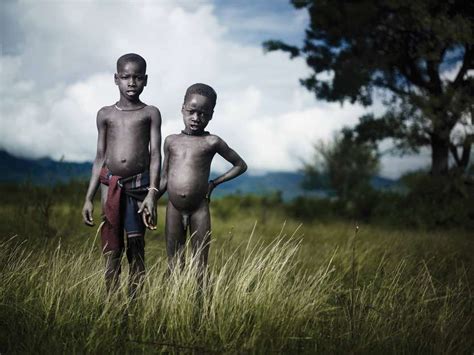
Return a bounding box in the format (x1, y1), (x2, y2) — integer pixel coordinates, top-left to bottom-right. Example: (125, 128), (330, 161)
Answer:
(158, 83), (247, 281)
(82, 53), (161, 297)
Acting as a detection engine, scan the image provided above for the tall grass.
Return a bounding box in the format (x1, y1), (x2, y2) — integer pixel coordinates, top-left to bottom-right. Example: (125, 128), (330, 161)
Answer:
(1, 222), (472, 353)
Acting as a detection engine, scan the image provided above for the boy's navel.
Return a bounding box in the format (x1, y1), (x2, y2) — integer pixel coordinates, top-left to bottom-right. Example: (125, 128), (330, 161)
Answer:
(121, 158), (127, 163)
(180, 193), (186, 198)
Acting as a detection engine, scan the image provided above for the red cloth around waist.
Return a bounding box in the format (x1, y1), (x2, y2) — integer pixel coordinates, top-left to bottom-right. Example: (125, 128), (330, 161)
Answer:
(99, 167), (123, 252)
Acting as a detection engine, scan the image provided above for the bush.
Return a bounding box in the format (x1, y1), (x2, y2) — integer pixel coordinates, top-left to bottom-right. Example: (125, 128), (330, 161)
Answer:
(285, 196), (338, 220)
(372, 172), (474, 228)
(402, 172), (472, 228)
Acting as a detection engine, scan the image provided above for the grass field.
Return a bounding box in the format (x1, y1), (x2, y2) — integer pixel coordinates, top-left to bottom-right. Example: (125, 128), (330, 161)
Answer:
(0, 191), (473, 353)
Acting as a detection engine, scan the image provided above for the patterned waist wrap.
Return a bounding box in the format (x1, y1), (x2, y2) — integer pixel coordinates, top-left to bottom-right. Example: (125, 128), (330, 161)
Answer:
(99, 167), (149, 253)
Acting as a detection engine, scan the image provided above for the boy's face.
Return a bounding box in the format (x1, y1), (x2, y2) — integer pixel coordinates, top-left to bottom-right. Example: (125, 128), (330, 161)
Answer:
(181, 94), (214, 134)
(114, 61), (147, 100)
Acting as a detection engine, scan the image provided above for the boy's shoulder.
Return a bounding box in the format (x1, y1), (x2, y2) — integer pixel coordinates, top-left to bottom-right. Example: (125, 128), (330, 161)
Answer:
(143, 104), (161, 115)
(164, 133), (180, 144)
(96, 105), (115, 122)
(204, 133), (223, 145)
(97, 104), (115, 115)
(203, 133), (228, 146)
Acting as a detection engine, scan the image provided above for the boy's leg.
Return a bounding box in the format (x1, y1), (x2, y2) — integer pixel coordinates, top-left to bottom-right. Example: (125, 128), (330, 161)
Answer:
(126, 236), (145, 299)
(165, 201), (186, 274)
(104, 249), (123, 293)
(189, 199), (211, 288)
(101, 184), (123, 293)
(123, 195), (147, 299)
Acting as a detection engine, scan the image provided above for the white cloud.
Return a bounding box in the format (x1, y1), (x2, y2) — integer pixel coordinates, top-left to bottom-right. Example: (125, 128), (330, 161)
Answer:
(0, 0), (430, 177)
(210, 101), (365, 173)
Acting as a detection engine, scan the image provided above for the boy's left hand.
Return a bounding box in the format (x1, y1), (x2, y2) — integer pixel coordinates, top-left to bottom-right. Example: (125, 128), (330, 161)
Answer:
(138, 193), (157, 230)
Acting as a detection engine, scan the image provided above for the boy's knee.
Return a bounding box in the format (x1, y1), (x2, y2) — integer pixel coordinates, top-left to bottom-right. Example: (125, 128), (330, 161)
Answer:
(126, 237), (145, 258)
(166, 238), (185, 257)
(127, 236), (145, 251)
(104, 250), (122, 294)
(105, 249), (122, 264)
(191, 231), (211, 253)
(104, 250), (122, 273)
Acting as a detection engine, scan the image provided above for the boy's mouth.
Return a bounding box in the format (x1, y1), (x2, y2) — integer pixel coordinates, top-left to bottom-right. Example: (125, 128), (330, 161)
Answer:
(189, 123), (201, 130)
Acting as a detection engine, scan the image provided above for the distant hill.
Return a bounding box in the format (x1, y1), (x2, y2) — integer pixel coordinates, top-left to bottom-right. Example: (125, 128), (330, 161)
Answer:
(0, 150), (397, 199)
(0, 150), (92, 184)
(209, 171), (330, 200)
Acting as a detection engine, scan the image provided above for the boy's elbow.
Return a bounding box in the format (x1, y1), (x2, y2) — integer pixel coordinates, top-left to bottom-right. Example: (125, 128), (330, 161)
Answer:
(240, 160), (248, 173)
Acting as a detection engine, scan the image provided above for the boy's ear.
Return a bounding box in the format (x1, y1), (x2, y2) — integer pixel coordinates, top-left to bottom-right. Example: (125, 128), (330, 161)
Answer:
(114, 73), (119, 85)
(144, 74), (148, 87)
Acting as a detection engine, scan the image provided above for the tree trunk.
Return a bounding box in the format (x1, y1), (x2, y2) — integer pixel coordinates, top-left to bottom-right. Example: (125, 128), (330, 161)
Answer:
(450, 139), (472, 172)
(459, 142), (472, 171)
(431, 133), (450, 176)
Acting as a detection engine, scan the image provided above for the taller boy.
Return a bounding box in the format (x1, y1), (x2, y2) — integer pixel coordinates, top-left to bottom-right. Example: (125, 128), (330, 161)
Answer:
(82, 53), (162, 296)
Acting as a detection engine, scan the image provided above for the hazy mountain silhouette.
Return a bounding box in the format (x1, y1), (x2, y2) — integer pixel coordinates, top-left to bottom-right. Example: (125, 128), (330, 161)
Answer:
(0, 150), (396, 199)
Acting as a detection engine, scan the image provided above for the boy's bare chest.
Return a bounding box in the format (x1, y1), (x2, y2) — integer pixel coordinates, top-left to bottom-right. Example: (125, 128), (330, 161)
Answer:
(170, 139), (215, 161)
(106, 113), (150, 131)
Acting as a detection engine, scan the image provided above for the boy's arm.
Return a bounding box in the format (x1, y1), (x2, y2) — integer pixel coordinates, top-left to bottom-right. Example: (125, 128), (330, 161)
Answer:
(138, 107), (162, 230)
(157, 136), (170, 198)
(82, 109), (107, 226)
(208, 137), (247, 199)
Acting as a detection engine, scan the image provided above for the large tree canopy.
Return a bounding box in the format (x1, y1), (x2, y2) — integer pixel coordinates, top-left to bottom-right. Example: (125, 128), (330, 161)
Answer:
(264, 0), (473, 176)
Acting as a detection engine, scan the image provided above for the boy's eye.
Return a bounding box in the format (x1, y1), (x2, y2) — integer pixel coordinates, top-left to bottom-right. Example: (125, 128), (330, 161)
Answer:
(184, 107), (210, 117)
(188, 110), (205, 117)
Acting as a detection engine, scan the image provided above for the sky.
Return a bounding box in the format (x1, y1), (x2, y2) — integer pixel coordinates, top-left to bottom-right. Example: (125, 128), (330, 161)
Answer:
(0, 0), (432, 178)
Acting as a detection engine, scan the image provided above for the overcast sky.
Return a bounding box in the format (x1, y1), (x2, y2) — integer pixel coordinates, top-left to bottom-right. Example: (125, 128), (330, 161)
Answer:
(0, 0), (431, 178)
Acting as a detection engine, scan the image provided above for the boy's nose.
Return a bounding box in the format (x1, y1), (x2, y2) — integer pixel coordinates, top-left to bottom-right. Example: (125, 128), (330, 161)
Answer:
(128, 79), (136, 86)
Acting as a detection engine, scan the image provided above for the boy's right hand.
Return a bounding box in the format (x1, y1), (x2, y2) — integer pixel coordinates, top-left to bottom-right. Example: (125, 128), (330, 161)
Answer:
(82, 200), (94, 226)
(138, 194), (157, 230)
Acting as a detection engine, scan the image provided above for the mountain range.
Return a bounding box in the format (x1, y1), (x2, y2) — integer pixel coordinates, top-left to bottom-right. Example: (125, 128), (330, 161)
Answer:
(0, 150), (396, 200)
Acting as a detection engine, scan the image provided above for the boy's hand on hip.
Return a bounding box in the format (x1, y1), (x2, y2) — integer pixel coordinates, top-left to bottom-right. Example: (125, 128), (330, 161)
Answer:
(206, 180), (216, 202)
(82, 200), (94, 226)
(138, 193), (157, 230)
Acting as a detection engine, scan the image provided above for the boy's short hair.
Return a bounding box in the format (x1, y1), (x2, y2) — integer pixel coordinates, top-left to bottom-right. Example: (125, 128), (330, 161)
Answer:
(184, 83), (217, 109)
(116, 53), (147, 73)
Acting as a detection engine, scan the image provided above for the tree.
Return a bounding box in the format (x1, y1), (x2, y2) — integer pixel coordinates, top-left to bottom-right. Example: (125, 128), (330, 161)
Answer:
(302, 132), (379, 201)
(264, 0), (473, 176)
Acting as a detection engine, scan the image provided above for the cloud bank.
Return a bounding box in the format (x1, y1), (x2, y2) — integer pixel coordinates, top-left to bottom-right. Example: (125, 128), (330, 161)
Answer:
(0, 0), (430, 178)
